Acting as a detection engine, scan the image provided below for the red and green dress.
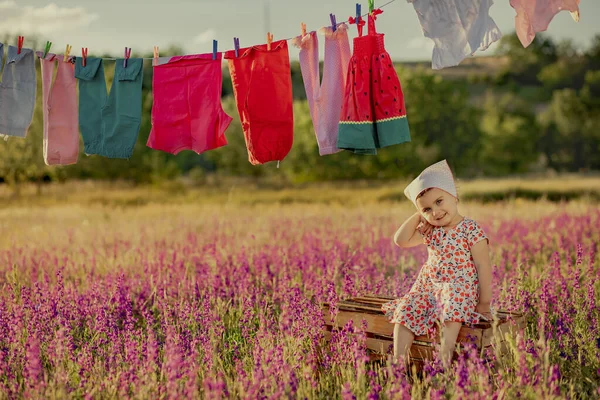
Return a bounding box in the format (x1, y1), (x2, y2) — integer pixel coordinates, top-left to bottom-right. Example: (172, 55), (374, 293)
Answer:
(337, 9), (411, 155)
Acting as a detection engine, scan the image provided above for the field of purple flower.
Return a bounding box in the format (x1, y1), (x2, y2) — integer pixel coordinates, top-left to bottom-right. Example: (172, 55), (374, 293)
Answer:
(0, 199), (598, 399)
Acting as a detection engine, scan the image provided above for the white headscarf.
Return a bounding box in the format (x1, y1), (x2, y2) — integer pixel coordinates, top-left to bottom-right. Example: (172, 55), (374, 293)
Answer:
(404, 160), (457, 206)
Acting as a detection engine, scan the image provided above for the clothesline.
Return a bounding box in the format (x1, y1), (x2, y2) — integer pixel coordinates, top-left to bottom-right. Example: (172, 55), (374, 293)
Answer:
(2, 0), (582, 168)
(62, 0), (399, 61)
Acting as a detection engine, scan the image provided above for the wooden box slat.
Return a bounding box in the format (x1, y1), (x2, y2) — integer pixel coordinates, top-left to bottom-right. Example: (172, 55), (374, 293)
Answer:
(321, 296), (525, 365)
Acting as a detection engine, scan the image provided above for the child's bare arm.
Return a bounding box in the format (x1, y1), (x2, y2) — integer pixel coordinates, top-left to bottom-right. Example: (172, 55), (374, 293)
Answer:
(471, 240), (493, 305)
(393, 212), (427, 248)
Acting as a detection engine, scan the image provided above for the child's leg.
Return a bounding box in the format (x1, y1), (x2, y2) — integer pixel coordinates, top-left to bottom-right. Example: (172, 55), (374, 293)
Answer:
(393, 323), (414, 364)
(440, 321), (462, 367)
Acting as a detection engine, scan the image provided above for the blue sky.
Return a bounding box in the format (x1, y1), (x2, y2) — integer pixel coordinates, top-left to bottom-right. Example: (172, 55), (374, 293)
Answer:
(1, 0), (599, 61)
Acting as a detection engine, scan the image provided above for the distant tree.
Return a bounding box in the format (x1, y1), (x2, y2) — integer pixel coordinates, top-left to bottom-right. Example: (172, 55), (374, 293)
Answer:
(539, 81), (600, 171)
(585, 34), (600, 70)
(479, 92), (540, 175)
(538, 39), (586, 90)
(496, 33), (558, 85)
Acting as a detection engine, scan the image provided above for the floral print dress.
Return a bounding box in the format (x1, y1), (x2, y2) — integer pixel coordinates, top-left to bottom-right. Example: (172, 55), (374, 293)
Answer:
(382, 218), (488, 336)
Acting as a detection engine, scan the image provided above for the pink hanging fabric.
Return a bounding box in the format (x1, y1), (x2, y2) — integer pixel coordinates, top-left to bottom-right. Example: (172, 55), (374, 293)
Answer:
(510, 0), (580, 48)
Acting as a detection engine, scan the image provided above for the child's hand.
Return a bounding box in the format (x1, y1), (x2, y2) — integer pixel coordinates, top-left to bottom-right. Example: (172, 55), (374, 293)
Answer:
(417, 216), (434, 236)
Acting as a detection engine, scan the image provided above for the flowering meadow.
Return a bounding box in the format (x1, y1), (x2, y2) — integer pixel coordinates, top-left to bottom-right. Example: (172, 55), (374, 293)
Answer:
(0, 196), (599, 399)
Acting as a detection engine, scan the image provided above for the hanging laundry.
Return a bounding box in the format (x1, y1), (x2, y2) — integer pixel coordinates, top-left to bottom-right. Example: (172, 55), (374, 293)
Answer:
(224, 39), (294, 166)
(408, 0), (502, 69)
(37, 53), (79, 165)
(0, 43), (36, 138)
(292, 23), (350, 156)
(510, 0), (580, 48)
(337, 9), (410, 155)
(147, 53), (232, 155)
(74, 57), (143, 159)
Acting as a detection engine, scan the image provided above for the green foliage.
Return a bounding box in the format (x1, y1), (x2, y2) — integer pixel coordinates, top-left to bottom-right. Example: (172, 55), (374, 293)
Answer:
(496, 32), (558, 86)
(480, 93), (540, 175)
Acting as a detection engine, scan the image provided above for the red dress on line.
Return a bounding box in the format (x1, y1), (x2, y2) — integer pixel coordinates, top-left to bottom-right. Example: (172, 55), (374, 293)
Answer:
(337, 9), (411, 155)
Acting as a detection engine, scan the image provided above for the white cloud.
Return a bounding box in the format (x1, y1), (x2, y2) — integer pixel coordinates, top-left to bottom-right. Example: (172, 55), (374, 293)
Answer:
(193, 29), (217, 45)
(0, 1), (17, 10)
(407, 36), (434, 52)
(0, 2), (98, 35)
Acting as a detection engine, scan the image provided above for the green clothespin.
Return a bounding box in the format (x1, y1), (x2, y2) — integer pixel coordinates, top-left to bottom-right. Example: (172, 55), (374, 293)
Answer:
(43, 41), (52, 58)
(368, 0), (374, 13)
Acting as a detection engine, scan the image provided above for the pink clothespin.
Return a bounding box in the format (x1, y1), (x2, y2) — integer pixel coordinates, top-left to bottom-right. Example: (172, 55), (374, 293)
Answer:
(81, 47), (88, 67)
(234, 37), (240, 57)
(17, 36), (24, 54)
(123, 47), (131, 68)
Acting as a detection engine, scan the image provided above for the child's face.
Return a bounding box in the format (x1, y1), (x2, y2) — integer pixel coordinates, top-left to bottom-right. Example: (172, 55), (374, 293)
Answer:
(416, 188), (459, 227)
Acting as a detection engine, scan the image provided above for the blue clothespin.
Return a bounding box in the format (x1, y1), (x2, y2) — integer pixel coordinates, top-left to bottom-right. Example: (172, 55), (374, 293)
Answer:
(330, 14), (337, 32)
(356, 3), (361, 21)
(213, 40), (217, 60)
(234, 37), (240, 57)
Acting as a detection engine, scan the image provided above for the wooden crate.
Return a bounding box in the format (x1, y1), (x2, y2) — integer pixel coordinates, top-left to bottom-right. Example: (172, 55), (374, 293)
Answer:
(322, 296), (525, 366)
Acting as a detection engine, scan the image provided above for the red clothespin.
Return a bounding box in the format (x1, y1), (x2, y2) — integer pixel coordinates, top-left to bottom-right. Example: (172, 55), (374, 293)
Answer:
(300, 22), (307, 37)
(17, 36), (24, 54)
(266, 32), (273, 51)
(123, 47), (131, 68)
(330, 14), (337, 32)
(153, 46), (159, 66)
(212, 40), (217, 60)
(234, 37), (240, 58)
(64, 44), (72, 63)
(81, 47), (88, 67)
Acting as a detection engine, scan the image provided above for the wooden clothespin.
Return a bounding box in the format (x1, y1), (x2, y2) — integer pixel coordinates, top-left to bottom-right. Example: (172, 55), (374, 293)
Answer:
(17, 36), (24, 54)
(123, 47), (131, 68)
(301, 23), (307, 37)
(43, 41), (52, 58)
(212, 40), (217, 60)
(153, 46), (159, 66)
(63, 44), (72, 63)
(266, 32), (273, 51)
(233, 37), (240, 58)
(81, 47), (88, 67)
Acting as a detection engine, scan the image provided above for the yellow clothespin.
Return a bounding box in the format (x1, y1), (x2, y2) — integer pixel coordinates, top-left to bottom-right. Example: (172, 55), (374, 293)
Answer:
(570, 10), (580, 22)
(266, 32), (274, 50)
(153, 46), (159, 66)
(301, 23), (307, 37)
(63, 44), (72, 62)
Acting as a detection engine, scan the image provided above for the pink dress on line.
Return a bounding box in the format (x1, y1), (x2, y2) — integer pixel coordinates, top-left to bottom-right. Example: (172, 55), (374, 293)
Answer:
(292, 24), (351, 156)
